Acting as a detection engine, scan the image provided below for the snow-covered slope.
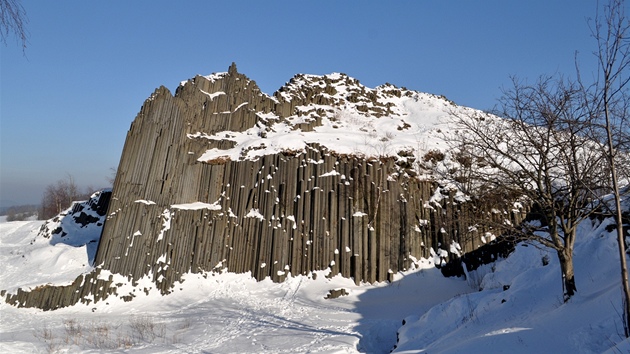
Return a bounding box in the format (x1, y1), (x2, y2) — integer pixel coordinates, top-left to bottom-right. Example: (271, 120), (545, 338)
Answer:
(393, 213), (630, 353)
(0, 220), (92, 295)
(2, 208), (629, 352)
(0, 190), (111, 294)
(36, 189), (111, 265)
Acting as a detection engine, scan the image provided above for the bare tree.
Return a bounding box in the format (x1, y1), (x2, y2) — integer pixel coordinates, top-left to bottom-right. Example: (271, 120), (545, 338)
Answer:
(0, 0), (28, 52)
(446, 76), (610, 301)
(580, 0), (630, 337)
(107, 167), (117, 185)
(40, 175), (91, 220)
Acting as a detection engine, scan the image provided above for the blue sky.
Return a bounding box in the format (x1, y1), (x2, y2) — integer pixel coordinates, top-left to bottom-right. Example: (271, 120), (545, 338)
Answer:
(0, 1), (607, 206)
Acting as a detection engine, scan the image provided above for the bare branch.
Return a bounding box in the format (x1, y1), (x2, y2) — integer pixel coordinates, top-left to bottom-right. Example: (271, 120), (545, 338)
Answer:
(0, 0), (28, 52)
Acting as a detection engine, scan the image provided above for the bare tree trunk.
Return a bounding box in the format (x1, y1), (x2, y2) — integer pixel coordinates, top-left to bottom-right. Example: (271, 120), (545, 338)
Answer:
(612, 180), (630, 337)
(605, 100), (630, 337)
(558, 248), (577, 301)
(588, 0), (630, 335)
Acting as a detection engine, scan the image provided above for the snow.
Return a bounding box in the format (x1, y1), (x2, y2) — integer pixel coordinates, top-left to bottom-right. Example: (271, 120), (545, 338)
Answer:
(320, 170), (340, 177)
(233, 101), (248, 112)
(245, 208), (265, 221)
(2, 194), (630, 353)
(35, 191), (109, 265)
(199, 89), (225, 100)
(449, 241), (462, 257)
(483, 327), (531, 337)
(393, 216), (630, 353)
(170, 201), (221, 210)
(156, 209), (171, 242)
(0, 218), (468, 353)
(191, 72), (460, 168)
(286, 215), (297, 229)
(0, 220), (92, 294)
(481, 231), (496, 244)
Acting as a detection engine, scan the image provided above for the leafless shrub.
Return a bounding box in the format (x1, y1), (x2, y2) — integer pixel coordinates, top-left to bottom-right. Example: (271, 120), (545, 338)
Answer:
(63, 319), (81, 337)
(118, 335), (134, 349)
(177, 318), (193, 330)
(33, 326), (60, 353)
(62, 319), (82, 345)
(35, 326), (54, 341)
(129, 315), (164, 342)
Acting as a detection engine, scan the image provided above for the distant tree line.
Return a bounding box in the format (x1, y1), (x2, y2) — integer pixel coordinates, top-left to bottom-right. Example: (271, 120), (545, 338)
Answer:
(3, 204), (38, 221)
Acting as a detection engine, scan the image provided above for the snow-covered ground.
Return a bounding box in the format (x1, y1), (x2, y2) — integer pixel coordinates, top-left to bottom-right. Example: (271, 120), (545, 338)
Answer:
(0, 218), (470, 353)
(393, 215), (630, 353)
(1, 209), (629, 353)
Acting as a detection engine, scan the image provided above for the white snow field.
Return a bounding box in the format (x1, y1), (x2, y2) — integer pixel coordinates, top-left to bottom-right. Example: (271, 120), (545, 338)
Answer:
(0, 218), (469, 353)
(1, 209), (629, 353)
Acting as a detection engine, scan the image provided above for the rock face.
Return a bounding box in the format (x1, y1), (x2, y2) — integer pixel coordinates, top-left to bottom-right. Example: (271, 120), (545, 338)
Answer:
(4, 64), (526, 310)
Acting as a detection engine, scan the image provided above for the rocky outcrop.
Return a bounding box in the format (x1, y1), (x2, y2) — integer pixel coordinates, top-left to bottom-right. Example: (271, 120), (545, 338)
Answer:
(4, 64), (526, 310)
(37, 189), (111, 264)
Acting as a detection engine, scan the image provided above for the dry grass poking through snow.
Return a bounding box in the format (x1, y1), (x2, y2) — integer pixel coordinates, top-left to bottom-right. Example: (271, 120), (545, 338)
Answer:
(33, 316), (190, 353)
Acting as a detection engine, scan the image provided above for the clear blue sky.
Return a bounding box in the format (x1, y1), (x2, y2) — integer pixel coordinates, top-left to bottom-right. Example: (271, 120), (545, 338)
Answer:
(0, 1), (610, 207)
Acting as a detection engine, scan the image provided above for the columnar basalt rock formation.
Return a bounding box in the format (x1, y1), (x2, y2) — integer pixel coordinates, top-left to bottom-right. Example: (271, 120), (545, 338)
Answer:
(4, 64), (526, 310)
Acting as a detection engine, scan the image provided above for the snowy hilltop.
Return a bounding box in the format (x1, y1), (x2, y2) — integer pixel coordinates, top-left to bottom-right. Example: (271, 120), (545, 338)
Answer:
(184, 67), (457, 165)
